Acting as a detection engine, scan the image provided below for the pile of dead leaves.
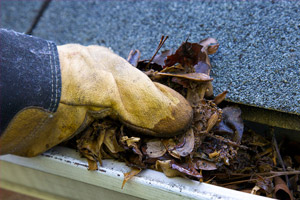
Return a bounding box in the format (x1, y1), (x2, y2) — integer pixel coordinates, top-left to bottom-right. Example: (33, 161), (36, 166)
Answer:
(65, 37), (300, 199)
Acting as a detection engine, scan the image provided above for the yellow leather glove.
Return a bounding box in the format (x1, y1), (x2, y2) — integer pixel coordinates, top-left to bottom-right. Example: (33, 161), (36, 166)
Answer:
(0, 44), (192, 157)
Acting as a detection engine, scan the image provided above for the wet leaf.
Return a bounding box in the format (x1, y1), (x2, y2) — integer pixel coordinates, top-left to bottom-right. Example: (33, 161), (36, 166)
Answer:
(122, 168), (142, 189)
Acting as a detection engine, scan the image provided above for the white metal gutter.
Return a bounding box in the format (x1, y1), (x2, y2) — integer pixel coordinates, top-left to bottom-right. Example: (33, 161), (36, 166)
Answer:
(0, 146), (272, 200)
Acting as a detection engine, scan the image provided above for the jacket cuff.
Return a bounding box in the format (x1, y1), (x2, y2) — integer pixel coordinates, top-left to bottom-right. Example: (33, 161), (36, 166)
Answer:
(0, 29), (61, 133)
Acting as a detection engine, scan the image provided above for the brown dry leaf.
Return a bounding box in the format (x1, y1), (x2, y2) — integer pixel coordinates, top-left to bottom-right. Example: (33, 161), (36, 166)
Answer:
(274, 177), (293, 200)
(164, 41), (204, 69)
(120, 136), (140, 147)
(206, 112), (220, 133)
(155, 160), (183, 177)
(256, 177), (273, 195)
(199, 37), (219, 55)
(162, 139), (181, 159)
(194, 159), (217, 170)
(104, 127), (124, 154)
(160, 64), (184, 73)
(171, 128), (195, 157)
(170, 161), (203, 179)
(162, 129), (195, 158)
(213, 91), (228, 105)
(122, 168), (142, 189)
(87, 159), (98, 171)
(77, 127), (105, 169)
(143, 139), (166, 158)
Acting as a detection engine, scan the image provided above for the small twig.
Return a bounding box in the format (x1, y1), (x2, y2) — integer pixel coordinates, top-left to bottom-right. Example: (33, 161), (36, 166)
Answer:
(145, 35), (168, 70)
(271, 127), (290, 188)
(206, 133), (248, 150)
(219, 171), (300, 178)
(218, 170), (300, 186)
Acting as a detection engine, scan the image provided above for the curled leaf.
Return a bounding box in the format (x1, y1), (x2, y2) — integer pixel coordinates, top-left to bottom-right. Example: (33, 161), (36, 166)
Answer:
(163, 129), (195, 158)
(127, 49), (140, 67)
(206, 112), (220, 133)
(104, 127), (124, 154)
(162, 139), (181, 159)
(199, 37), (219, 55)
(215, 107), (244, 143)
(274, 177), (293, 200)
(194, 159), (217, 171)
(155, 160), (183, 177)
(213, 91), (228, 105)
(170, 161), (203, 179)
(164, 42), (204, 69)
(87, 159), (98, 171)
(143, 139), (166, 158)
(122, 168), (142, 189)
(120, 136), (140, 147)
(172, 128), (195, 157)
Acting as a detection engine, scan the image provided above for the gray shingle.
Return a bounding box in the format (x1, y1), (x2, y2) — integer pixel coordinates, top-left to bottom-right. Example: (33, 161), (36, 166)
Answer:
(0, 1), (43, 33)
(29, 1), (300, 115)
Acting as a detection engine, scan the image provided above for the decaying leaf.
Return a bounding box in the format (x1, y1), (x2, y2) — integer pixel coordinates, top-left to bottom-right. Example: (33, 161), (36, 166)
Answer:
(122, 168), (142, 189)
(120, 136), (140, 147)
(213, 91), (228, 105)
(155, 160), (184, 177)
(143, 139), (166, 158)
(193, 158), (217, 171)
(170, 128), (195, 157)
(104, 127), (124, 154)
(65, 37), (299, 199)
(214, 107), (244, 143)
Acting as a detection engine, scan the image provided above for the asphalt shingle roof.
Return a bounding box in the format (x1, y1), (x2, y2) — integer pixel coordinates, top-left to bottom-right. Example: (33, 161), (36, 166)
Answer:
(1, 0), (300, 116)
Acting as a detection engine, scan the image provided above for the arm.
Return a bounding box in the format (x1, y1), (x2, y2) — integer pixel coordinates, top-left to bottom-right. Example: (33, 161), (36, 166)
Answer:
(0, 30), (192, 156)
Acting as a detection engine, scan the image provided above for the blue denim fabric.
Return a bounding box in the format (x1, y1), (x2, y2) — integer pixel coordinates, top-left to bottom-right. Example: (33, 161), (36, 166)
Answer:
(0, 29), (61, 134)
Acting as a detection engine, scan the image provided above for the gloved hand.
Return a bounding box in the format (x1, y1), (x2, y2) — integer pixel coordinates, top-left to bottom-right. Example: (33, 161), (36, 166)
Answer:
(0, 44), (192, 157)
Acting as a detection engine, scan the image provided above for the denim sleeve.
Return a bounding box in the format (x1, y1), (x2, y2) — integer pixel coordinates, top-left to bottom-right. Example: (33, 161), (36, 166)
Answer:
(0, 29), (61, 134)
